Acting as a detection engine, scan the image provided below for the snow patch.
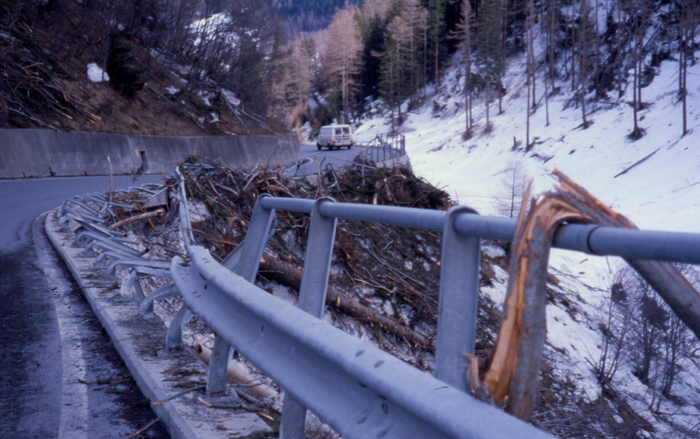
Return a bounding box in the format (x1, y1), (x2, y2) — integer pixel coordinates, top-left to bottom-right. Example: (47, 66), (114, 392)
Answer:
(221, 89), (241, 107)
(482, 244), (506, 259)
(87, 63), (109, 83)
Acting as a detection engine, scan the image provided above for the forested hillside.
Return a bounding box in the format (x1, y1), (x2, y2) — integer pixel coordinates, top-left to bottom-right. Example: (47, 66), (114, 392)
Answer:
(1, 0), (697, 139)
(286, 0), (699, 144)
(269, 0), (363, 31)
(0, 0), (291, 134)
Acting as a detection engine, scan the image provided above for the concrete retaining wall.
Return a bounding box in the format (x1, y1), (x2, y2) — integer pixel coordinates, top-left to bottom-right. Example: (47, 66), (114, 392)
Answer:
(0, 129), (300, 178)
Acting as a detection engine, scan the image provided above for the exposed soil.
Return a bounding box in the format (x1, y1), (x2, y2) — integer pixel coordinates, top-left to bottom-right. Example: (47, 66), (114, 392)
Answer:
(0, 3), (287, 136)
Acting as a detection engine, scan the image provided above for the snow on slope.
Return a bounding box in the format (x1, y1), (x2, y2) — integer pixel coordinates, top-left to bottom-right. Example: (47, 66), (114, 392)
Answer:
(353, 54), (700, 436)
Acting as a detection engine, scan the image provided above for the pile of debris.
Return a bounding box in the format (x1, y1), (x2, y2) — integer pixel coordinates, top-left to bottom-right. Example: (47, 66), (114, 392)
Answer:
(106, 161), (694, 438)
(173, 160), (506, 369)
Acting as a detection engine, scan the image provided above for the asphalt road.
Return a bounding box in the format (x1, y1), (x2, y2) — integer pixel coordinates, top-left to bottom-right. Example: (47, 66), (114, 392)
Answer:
(0, 175), (167, 439)
(0, 149), (367, 437)
(296, 141), (368, 173)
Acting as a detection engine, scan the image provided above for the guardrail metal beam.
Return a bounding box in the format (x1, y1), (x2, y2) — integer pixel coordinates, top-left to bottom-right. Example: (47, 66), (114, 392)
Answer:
(206, 195), (277, 396)
(173, 246), (555, 439)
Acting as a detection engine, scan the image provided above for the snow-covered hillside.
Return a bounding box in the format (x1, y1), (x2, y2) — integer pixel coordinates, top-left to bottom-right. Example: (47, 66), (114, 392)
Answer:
(350, 51), (700, 437)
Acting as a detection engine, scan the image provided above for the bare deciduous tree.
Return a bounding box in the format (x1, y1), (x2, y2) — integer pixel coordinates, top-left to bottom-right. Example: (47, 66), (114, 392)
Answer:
(323, 6), (363, 122)
(494, 160), (528, 218)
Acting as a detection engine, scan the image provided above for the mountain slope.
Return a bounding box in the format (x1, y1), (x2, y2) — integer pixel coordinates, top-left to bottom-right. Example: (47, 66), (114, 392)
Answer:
(0, 2), (286, 136)
(351, 45), (700, 438)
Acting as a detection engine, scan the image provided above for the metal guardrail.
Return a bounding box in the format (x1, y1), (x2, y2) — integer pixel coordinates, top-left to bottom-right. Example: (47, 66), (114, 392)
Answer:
(170, 171), (700, 438)
(56, 165), (700, 439)
(360, 133), (406, 163)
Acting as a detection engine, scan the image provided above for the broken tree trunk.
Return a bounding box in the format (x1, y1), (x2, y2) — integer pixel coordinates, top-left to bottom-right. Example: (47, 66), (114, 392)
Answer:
(478, 169), (700, 422)
(553, 171), (700, 341)
(482, 180), (592, 420)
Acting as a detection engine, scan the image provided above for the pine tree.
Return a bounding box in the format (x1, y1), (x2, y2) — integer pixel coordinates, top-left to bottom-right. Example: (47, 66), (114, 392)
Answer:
(452, 0), (474, 138)
(579, 0), (590, 129)
(525, 0), (534, 148)
(106, 33), (146, 97)
(379, 15), (410, 131)
(476, 0), (502, 131)
(401, 0), (428, 98)
(428, 0), (446, 92)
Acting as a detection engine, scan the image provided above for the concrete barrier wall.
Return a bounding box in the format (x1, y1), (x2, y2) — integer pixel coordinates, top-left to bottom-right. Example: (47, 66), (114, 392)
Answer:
(0, 129), (300, 178)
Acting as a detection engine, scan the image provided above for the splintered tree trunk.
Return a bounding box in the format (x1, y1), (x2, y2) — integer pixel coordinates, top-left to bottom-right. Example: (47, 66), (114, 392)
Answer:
(474, 171), (700, 422)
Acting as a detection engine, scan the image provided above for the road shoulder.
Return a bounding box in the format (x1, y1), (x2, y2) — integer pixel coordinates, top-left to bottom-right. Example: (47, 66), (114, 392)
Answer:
(43, 209), (271, 439)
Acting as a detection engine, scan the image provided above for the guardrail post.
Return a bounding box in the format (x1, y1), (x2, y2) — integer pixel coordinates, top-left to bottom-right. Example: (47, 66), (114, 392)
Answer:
(280, 197), (338, 439)
(435, 206), (480, 393)
(207, 195), (277, 395)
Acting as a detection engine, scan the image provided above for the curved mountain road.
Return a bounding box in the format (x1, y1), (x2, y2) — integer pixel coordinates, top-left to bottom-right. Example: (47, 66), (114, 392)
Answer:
(0, 144), (373, 437)
(0, 175), (168, 439)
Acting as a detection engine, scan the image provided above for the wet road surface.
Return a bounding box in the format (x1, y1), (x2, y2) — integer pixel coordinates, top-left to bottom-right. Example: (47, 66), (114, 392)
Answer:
(0, 175), (169, 438)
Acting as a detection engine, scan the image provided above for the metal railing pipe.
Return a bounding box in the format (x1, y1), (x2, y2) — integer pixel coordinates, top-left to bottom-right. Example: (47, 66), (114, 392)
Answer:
(260, 196), (314, 214)
(585, 227), (700, 264)
(319, 202), (446, 231)
(260, 197), (446, 231)
(453, 212), (700, 264)
(453, 214), (517, 242)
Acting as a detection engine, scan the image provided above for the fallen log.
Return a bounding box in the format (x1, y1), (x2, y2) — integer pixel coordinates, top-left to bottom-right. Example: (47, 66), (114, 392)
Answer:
(195, 344), (277, 400)
(109, 208), (165, 230)
(258, 252), (433, 351)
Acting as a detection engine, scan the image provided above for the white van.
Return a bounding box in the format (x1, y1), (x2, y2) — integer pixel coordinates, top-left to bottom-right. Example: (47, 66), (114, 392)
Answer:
(316, 125), (353, 150)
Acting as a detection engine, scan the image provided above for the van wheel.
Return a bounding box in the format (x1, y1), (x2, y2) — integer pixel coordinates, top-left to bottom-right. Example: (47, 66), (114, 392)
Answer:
(347, 143), (353, 150)
(317, 143), (322, 151)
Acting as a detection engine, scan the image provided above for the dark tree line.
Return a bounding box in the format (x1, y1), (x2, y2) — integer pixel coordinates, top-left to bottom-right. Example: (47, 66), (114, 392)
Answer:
(270, 0), (363, 32)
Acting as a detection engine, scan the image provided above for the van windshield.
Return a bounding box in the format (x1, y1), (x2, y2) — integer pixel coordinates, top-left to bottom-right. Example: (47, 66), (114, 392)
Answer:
(342, 127), (350, 134)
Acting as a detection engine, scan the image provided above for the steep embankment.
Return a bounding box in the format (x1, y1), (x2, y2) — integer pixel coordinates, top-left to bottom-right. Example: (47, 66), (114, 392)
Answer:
(351, 44), (700, 439)
(0, 3), (285, 136)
